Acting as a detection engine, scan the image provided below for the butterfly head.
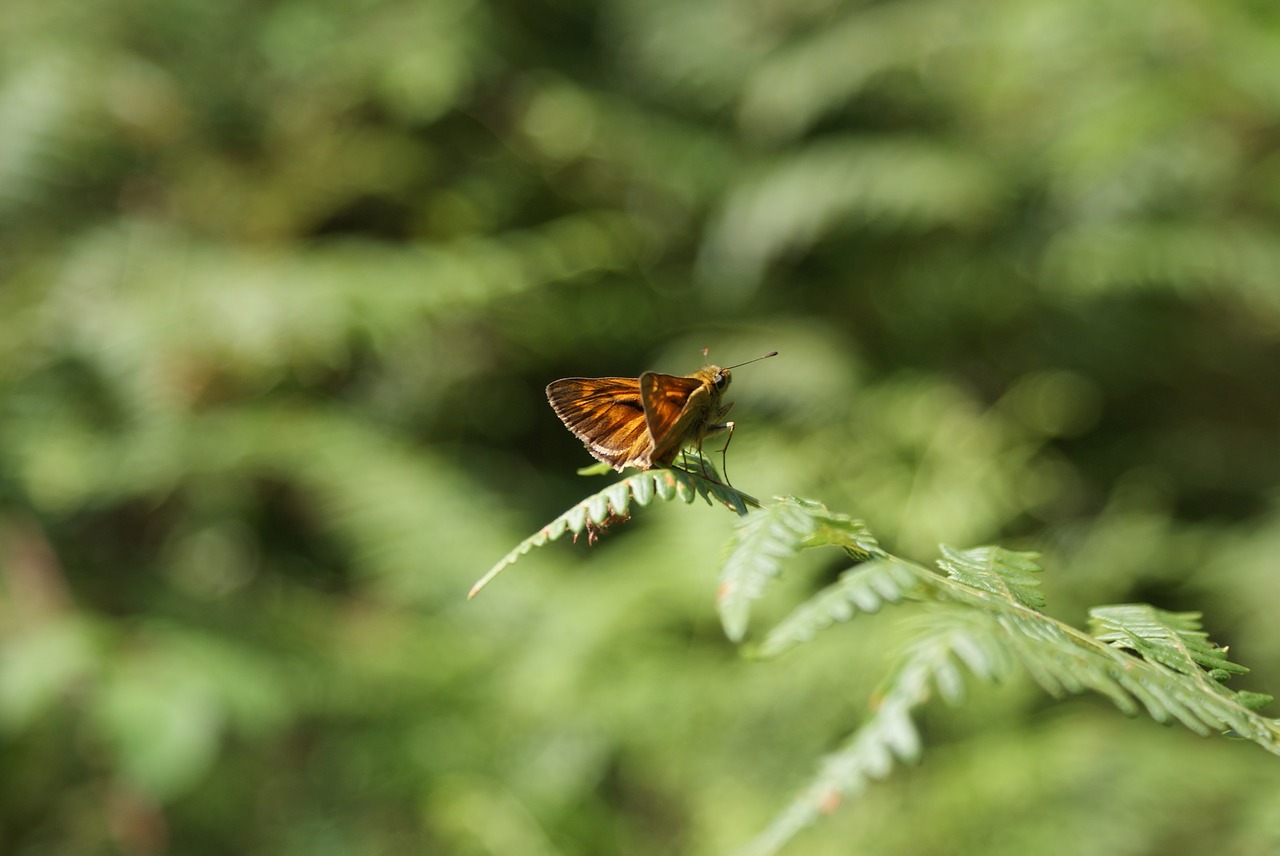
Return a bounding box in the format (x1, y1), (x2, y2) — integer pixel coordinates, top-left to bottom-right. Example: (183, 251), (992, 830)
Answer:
(693, 365), (731, 391)
(693, 350), (777, 392)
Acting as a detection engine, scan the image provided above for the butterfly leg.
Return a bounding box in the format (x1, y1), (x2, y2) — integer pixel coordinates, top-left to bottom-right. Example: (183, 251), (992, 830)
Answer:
(680, 448), (715, 483)
(714, 421), (735, 487)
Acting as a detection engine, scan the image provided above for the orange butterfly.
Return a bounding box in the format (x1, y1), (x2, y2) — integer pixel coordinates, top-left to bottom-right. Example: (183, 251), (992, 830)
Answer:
(546, 352), (777, 473)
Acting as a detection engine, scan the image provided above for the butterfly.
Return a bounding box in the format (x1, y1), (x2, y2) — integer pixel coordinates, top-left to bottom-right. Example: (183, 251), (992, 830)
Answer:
(546, 352), (776, 474)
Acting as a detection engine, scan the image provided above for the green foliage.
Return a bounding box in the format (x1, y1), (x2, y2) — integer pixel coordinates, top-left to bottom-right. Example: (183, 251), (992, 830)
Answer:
(483, 488), (1280, 856)
(754, 560), (918, 658)
(1089, 605), (1252, 683)
(936, 544), (1046, 610)
(719, 498), (884, 645)
(469, 460), (753, 598)
(5, 0), (1280, 853)
(716, 501), (819, 642)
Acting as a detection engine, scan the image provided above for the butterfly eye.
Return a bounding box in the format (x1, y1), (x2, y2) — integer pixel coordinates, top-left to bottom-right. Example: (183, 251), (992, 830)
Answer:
(714, 371), (729, 388)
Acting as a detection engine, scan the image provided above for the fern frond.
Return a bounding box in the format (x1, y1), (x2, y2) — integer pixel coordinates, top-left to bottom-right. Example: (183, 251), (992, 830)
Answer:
(753, 559), (923, 658)
(936, 544), (1046, 610)
(669, 452), (760, 514)
(1089, 604), (1248, 679)
(700, 137), (1000, 284)
(742, 596), (1280, 856)
(738, 693), (918, 856)
(739, 609), (1012, 856)
(469, 466), (756, 598)
(747, 542), (1040, 659)
(996, 609), (1279, 742)
(1043, 222), (1280, 314)
(995, 612), (1145, 711)
(736, 1), (962, 141)
(478, 488), (1279, 855)
(717, 501), (819, 642)
(725, 497), (1280, 855)
(780, 497), (885, 560)
(719, 497), (884, 644)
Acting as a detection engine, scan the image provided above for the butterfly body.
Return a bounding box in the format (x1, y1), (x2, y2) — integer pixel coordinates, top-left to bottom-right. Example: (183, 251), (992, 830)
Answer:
(546, 366), (735, 472)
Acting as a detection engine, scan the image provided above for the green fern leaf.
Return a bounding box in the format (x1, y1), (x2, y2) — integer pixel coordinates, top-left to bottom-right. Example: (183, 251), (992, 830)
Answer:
(754, 559), (923, 658)
(780, 497), (885, 560)
(1089, 604), (1249, 678)
(992, 609), (1277, 740)
(718, 497), (886, 647)
(470, 465), (758, 598)
(936, 544), (1046, 610)
(702, 137), (1001, 285)
(990, 613), (1141, 712)
(469, 469), (682, 598)
(737, 694), (920, 856)
(739, 610), (1009, 856)
(743, 598), (1280, 856)
(669, 452), (760, 514)
(922, 610), (1018, 695)
(1236, 691), (1276, 711)
(717, 502), (819, 642)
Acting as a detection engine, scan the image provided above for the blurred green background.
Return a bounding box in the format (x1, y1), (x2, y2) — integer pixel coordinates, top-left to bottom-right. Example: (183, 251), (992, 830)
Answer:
(3, 0), (1280, 853)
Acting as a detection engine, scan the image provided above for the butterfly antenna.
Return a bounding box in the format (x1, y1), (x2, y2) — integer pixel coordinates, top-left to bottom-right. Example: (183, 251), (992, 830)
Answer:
(724, 350), (778, 371)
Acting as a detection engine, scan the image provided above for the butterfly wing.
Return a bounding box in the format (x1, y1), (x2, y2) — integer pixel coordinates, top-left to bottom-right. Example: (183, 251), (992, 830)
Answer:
(546, 377), (655, 470)
(640, 372), (712, 465)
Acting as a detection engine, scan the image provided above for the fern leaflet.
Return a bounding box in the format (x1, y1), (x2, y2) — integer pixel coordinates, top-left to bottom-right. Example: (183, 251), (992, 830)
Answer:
(754, 559), (922, 658)
(936, 544), (1046, 609)
(469, 464), (755, 598)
